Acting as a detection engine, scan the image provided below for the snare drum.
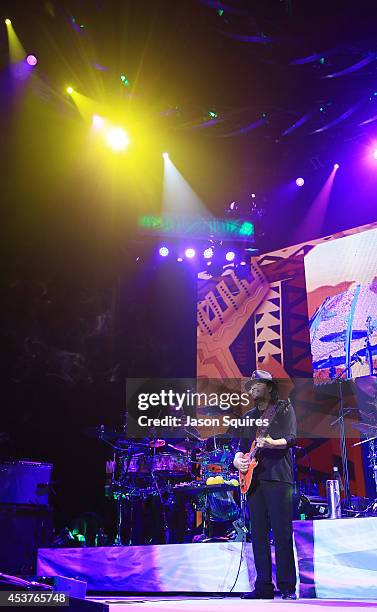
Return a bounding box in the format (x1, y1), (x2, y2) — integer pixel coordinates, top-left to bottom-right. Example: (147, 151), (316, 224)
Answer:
(151, 453), (189, 476)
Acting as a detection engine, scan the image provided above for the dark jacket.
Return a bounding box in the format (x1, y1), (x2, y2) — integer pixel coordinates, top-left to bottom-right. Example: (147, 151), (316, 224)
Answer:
(238, 400), (297, 484)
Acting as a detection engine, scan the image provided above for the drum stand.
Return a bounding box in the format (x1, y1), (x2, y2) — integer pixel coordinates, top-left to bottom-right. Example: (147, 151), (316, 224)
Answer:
(113, 445), (140, 546)
(149, 468), (170, 544)
(113, 494), (124, 546)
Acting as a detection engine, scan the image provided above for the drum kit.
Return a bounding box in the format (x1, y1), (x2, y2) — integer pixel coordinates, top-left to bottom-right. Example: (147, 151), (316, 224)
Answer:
(89, 425), (242, 545)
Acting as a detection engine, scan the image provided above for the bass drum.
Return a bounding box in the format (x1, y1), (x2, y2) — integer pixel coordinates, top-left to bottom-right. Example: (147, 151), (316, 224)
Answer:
(208, 490), (239, 522)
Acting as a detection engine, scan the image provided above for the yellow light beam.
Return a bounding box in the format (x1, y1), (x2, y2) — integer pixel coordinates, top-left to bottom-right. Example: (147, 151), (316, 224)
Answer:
(162, 155), (211, 218)
(5, 19), (26, 64)
(68, 88), (106, 122)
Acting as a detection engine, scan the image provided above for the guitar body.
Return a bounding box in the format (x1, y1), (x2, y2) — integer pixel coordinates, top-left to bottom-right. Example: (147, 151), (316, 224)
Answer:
(239, 440), (259, 494)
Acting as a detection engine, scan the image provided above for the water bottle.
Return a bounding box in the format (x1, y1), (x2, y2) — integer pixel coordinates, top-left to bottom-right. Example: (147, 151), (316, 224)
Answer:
(332, 466), (344, 491)
(326, 468), (342, 519)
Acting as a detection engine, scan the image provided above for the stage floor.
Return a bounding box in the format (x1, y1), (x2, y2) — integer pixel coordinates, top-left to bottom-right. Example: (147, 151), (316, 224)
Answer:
(86, 596), (377, 612)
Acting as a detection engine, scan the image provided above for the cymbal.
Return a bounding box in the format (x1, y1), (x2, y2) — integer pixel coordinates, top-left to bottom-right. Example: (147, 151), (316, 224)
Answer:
(167, 439), (202, 451)
(84, 426), (149, 446)
(319, 330), (367, 343)
(149, 439), (166, 448)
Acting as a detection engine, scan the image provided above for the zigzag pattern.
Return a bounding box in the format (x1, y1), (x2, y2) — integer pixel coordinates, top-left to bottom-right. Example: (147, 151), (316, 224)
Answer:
(254, 281), (283, 365)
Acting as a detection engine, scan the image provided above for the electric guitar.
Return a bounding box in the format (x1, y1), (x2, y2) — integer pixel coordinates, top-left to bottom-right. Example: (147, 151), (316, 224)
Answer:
(239, 439), (259, 494)
(238, 401), (286, 494)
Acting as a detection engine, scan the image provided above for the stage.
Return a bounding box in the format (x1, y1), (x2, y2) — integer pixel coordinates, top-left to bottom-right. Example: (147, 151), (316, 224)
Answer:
(70, 596), (377, 611)
(38, 516), (377, 600)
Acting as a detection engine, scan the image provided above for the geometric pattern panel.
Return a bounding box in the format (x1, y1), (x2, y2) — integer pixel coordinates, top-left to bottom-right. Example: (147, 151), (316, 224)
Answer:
(254, 281), (283, 366)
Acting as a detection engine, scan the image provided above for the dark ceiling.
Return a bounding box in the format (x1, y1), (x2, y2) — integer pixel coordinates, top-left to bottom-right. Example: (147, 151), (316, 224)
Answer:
(1, 0), (377, 265)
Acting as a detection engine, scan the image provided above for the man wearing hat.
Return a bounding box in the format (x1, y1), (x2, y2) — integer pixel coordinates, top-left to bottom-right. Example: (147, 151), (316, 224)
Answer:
(233, 370), (297, 600)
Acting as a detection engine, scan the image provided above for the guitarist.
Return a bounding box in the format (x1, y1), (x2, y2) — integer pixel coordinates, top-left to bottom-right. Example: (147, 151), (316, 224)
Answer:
(233, 370), (297, 600)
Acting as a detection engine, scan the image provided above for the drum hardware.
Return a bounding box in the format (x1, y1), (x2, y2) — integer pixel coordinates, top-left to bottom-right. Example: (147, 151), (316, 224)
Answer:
(113, 444), (140, 546)
(91, 421), (246, 544)
(325, 354), (366, 513)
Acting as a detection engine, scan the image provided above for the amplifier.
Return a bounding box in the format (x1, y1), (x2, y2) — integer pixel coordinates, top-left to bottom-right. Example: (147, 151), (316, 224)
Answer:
(0, 461), (53, 506)
(0, 504), (53, 574)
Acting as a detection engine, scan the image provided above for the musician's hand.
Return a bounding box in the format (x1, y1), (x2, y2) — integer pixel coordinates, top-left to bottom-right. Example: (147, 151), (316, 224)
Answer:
(234, 454), (250, 473)
(256, 435), (277, 449)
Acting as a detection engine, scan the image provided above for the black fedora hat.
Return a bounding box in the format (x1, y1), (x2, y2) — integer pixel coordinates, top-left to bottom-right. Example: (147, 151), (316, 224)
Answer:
(244, 369), (278, 393)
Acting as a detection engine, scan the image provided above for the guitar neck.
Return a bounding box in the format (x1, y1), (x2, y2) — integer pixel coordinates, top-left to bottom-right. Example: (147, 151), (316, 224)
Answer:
(249, 444), (258, 459)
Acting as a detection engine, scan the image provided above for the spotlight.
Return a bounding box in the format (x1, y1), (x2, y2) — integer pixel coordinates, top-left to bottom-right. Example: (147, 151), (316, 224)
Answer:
(185, 248), (196, 259)
(177, 257), (183, 262)
(5, 18), (11, 25)
(240, 261), (247, 266)
(334, 163), (340, 169)
(92, 114), (105, 129)
(162, 152), (169, 160)
(372, 150), (377, 160)
(26, 54), (38, 66)
(66, 86), (74, 94)
(225, 251), (235, 262)
(296, 177), (305, 187)
(229, 201), (238, 211)
(106, 127), (129, 152)
(159, 246), (169, 257)
(251, 193), (256, 198)
(203, 247), (214, 259)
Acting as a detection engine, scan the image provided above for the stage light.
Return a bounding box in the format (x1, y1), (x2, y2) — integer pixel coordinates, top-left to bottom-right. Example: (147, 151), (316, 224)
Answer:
(203, 247), (214, 259)
(5, 18), (11, 25)
(26, 54), (37, 66)
(159, 246), (169, 257)
(296, 177), (305, 187)
(185, 248), (196, 259)
(177, 257), (183, 262)
(66, 86), (74, 94)
(120, 74), (129, 86)
(225, 251), (235, 262)
(92, 114), (105, 129)
(334, 163), (340, 169)
(229, 201), (238, 211)
(251, 193), (256, 198)
(373, 150), (377, 160)
(240, 261), (247, 266)
(106, 127), (129, 152)
(162, 152), (169, 160)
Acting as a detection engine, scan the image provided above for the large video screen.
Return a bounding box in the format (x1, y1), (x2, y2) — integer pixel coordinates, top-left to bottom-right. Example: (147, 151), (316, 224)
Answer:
(304, 227), (377, 382)
(197, 223), (377, 383)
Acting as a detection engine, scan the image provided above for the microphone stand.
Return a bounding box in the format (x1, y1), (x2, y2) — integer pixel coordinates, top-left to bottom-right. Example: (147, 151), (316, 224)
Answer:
(333, 354), (361, 512)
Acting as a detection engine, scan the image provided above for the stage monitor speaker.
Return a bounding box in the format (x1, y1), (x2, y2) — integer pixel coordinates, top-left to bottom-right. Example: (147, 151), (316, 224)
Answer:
(0, 504), (53, 575)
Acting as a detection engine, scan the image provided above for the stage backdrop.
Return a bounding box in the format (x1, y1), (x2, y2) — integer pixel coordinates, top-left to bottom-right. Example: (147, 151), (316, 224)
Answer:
(197, 221), (377, 497)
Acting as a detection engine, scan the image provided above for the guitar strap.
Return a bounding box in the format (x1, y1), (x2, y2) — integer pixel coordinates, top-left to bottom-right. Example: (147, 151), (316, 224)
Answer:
(255, 401), (280, 439)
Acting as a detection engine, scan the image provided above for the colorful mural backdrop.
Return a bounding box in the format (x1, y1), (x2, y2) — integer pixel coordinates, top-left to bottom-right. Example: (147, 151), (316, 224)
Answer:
(197, 222), (377, 497)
